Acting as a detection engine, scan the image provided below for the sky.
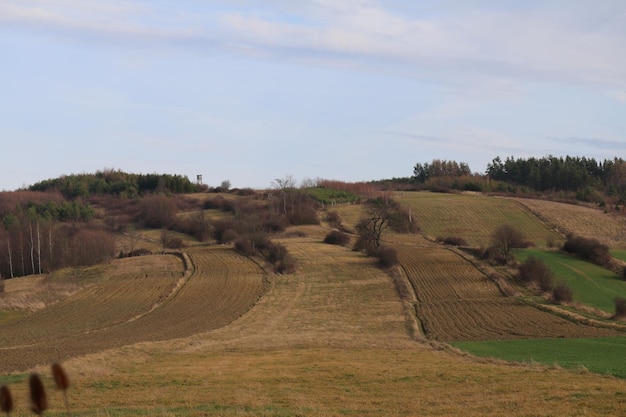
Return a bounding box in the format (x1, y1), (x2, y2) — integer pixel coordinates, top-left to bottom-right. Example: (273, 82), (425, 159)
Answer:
(1, 0), (625, 191)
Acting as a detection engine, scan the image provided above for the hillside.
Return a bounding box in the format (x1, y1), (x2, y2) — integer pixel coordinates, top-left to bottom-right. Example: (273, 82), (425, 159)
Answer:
(2, 191), (626, 415)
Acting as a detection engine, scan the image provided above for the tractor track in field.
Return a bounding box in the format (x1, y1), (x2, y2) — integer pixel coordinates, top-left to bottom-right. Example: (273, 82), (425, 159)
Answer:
(0, 248), (266, 373)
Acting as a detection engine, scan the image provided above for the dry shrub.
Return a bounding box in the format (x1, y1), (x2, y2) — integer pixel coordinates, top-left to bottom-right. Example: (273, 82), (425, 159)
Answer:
(137, 194), (177, 228)
(437, 236), (468, 246)
(203, 195), (235, 212)
(172, 212), (212, 242)
(562, 234), (612, 266)
(614, 296), (626, 319)
(374, 246), (399, 269)
(65, 227), (116, 267)
(353, 235), (376, 255)
(518, 256), (554, 291)
(212, 219), (238, 243)
(118, 248), (152, 258)
(234, 239), (256, 257)
(323, 231), (351, 246)
(161, 230), (183, 249)
(552, 284), (573, 303)
(325, 211), (342, 227)
(264, 216), (289, 233)
(275, 254), (297, 274)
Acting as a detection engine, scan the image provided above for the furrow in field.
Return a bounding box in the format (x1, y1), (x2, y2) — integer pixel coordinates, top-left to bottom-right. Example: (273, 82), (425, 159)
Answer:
(396, 244), (623, 342)
(0, 247), (267, 372)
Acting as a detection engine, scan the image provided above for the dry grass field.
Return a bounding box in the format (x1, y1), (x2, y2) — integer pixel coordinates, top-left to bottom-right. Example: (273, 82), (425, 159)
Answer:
(514, 197), (626, 248)
(3, 192), (626, 416)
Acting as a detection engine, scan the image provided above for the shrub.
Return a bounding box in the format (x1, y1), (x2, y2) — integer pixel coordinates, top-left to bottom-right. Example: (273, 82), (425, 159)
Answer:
(323, 231), (351, 246)
(552, 284), (573, 303)
(275, 253), (297, 274)
(161, 230), (183, 249)
(325, 211), (342, 227)
(437, 236), (468, 246)
(137, 195), (177, 228)
(562, 234), (611, 266)
(518, 256), (554, 291)
(353, 234), (377, 255)
(119, 248), (152, 258)
(203, 196), (235, 212)
(65, 227), (116, 267)
(212, 219), (238, 244)
(374, 246), (399, 269)
(234, 238), (256, 257)
(615, 296), (626, 319)
(172, 211), (212, 242)
(264, 216), (289, 233)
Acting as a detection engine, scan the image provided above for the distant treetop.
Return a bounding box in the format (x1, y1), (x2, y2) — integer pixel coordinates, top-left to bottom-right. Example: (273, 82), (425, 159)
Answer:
(29, 170), (199, 198)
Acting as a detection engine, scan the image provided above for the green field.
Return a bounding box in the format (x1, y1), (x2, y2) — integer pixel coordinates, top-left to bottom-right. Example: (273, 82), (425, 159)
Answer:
(612, 250), (626, 262)
(514, 248), (625, 312)
(452, 336), (626, 378)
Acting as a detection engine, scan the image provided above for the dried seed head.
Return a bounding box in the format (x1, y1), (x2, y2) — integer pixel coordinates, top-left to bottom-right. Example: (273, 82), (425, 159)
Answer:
(29, 373), (47, 416)
(0, 385), (13, 413)
(51, 363), (70, 391)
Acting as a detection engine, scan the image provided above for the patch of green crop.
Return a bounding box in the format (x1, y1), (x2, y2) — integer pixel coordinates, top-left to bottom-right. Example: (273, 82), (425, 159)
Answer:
(514, 249), (625, 312)
(452, 336), (626, 378)
(611, 250), (626, 263)
(305, 187), (360, 205)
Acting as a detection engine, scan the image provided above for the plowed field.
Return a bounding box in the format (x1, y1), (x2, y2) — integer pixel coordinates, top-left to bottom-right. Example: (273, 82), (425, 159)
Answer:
(396, 244), (623, 341)
(0, 247), (266, 372)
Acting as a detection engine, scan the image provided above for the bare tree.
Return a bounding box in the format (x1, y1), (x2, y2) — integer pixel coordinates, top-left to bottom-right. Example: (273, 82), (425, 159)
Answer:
(354, 197), (392, 252)
(490, 224), (527, 262)
(272, 175), (297, 216)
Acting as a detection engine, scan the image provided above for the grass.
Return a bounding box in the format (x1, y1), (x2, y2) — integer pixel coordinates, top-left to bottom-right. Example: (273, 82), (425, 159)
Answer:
(5, 192), (626, 415)
(395, 192), (561, 247)
(452, 336), (626, 378)
(611, 250), (626, 263)
(514, 248), (625, 312)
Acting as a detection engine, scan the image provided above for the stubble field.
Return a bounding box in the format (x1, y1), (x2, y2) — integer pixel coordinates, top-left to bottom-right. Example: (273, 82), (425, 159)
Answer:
(3, 191), (626, 415)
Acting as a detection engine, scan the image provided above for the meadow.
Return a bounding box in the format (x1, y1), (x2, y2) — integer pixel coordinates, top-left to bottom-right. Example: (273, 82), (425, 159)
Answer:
(3, 191), (626, 416)
(514, 248), (625, 313)
(452, 336), (626, 378)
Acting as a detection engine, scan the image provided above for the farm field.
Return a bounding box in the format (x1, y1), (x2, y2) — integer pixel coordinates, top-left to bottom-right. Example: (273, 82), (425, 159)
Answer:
(4, 192), (626, 415)
(514, 197), (626, 249)
(394, 192), (561, 247)
(5, 230), (626, 416)
(395, 242), (622, 341)
(0, 247), (266, 373)
(514, 248), (625, 313)
(452, 336), (626, 378)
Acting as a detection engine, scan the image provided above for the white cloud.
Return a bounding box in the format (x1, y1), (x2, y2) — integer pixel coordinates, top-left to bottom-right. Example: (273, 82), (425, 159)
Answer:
(2, 1), (625, 97)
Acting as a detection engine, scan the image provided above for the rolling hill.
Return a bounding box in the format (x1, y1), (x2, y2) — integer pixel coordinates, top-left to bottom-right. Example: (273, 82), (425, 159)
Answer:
(2, 191), (626, 416)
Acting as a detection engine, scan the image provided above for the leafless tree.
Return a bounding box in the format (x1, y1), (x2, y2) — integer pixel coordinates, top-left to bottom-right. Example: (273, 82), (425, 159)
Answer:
(490, 224), (527, 262)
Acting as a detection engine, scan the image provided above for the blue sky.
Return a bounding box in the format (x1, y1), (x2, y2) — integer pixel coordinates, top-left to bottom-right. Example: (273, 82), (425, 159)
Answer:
(1, 0), (625, 190)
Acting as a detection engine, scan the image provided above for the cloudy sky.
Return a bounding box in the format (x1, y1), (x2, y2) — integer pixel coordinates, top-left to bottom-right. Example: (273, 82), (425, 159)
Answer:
(1, 1), (625, 190)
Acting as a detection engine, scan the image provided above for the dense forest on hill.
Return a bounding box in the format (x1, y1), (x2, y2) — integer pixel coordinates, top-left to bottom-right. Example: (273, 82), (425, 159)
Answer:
(486, 156), (626, 199)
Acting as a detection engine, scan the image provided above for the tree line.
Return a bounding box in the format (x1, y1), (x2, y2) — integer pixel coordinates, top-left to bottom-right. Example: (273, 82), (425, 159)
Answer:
(0, 191), (109, 279)
(486, 156), (626, 198)
(29, 169), (200, 198)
